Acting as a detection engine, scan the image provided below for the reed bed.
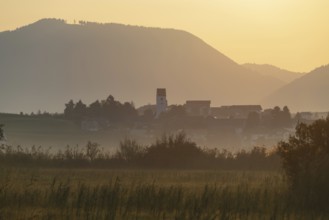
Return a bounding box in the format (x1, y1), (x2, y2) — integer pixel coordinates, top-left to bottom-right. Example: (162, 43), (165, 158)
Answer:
(0, 168), (327, 219)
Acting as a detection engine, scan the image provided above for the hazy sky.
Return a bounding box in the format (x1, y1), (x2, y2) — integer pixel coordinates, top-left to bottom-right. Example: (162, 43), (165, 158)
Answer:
(1, 0), (328, 72)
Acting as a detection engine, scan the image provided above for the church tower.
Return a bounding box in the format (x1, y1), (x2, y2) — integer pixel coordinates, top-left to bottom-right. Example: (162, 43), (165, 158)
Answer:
(156, 88), (167, 118)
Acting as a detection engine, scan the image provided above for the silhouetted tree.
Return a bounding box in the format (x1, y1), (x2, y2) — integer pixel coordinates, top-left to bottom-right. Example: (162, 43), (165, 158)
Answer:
(282, 106), (292, 127)
(102, 95), (121, 121)
(0, 124), (4, 141)
(271, 106), (282, 128)
(142, 108), (155, 121)
(278, 117), (329, 206)
(88, 100), (102, 117)
(74, 100), (87, 120)
(266, 106), (292, 129)
(122, 102), (138, 121)
(64, 100), (75, 118)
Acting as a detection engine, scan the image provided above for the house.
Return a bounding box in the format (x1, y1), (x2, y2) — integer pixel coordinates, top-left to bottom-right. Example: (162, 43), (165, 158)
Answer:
(185, 100), (211, 117)
(211, 105), (262, 119)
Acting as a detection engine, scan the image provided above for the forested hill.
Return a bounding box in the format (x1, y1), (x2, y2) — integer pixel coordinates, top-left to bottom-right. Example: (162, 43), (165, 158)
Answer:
(0, 18), (283, 113)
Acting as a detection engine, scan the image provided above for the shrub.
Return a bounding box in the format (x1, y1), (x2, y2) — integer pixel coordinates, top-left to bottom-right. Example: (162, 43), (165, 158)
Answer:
(143, 132), (210, 169)
(85, 141), (101, 161)
(116, 138), (145, 162)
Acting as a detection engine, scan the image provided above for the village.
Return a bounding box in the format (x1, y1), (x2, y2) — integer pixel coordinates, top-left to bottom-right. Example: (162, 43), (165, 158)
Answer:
(79, 88), (328, 149)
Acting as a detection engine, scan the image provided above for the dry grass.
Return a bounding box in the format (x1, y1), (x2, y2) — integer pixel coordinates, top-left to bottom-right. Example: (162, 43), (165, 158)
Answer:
(0, 168), (327, 219)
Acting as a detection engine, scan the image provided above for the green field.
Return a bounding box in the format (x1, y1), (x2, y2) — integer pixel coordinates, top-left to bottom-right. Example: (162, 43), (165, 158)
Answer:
(0, 168), (326, 220)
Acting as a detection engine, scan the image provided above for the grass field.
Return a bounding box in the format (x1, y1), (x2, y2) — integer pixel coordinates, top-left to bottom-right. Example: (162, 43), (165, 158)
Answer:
(0, 168), (327, 220)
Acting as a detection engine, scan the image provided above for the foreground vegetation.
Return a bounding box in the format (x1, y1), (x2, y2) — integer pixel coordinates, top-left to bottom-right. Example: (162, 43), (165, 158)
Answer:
(0, 132), (280, 170)
(2, 118), (329, 219)
(1, 168), (328, 220)
(278, 117), (329, 209)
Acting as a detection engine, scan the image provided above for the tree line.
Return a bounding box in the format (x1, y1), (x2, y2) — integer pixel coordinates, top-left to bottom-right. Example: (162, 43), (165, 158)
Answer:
(64, 95), (137, 122)
(16, 94), (295, 134)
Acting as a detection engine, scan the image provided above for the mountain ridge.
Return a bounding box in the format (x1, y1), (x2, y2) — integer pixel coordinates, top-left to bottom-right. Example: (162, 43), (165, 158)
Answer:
(262, 64), (329, 112)
(242, 63), (304, 83)
(0, 19), (289, 113)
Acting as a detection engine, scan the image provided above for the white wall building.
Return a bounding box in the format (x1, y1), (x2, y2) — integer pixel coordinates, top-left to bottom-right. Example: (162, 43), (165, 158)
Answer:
(156, 88), (167, 118)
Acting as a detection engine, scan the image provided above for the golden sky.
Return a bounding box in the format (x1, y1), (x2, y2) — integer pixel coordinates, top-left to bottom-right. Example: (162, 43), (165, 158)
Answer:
(1, 0), (328, 72)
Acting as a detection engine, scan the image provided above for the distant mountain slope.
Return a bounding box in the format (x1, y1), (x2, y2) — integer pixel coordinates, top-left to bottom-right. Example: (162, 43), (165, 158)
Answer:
(0, 18), (283, 113)
(242, 63), (304, 83)
(263, 65), (329, 112)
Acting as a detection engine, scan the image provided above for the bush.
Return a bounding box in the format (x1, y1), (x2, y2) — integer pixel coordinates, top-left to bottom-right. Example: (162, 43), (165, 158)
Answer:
(116, 138), (145, 162)
(278, 117), (329, 206)
(143, 132), (210, 169)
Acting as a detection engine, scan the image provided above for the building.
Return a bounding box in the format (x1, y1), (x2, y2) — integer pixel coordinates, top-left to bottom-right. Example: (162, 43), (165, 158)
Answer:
(156, 88), (168, 118)
(185, 100), (211, 117)
(211, 105), (262, 119)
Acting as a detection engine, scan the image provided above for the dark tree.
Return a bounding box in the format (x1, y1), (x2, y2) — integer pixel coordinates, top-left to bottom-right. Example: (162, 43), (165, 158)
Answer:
(74, 100), (87, 120)
(282, 106), (292, 127)
(278, 117), (329, 205)
(143, 108), (155, 121)
(64, 100), (75, 118)
(102, 95), (121, 121)
(271, 106), (282, 128)
(121, 102), (138, 121)
(88, 100), (102, 117)
(0, 124), (4, 141)
(266, 106), (292, 129)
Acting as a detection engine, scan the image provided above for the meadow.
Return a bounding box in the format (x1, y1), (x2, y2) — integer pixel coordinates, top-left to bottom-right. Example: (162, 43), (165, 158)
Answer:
(0, 168), (327, 220)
